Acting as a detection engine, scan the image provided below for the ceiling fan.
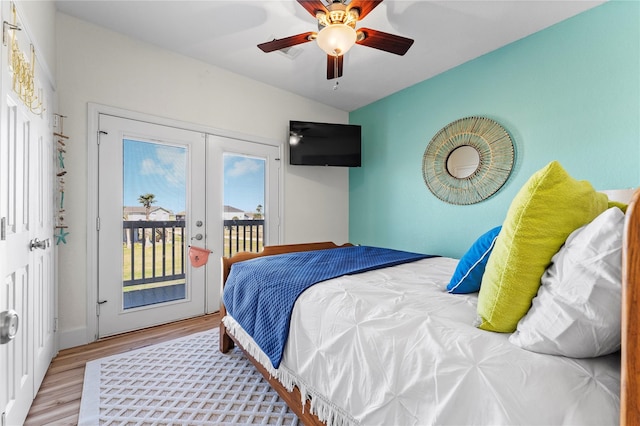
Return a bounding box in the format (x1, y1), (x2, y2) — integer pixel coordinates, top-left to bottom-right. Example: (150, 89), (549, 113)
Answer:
(258, 0), (414, 80)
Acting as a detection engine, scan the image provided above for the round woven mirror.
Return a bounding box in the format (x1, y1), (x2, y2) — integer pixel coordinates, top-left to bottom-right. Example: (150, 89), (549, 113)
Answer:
(422, 116), (514, 205)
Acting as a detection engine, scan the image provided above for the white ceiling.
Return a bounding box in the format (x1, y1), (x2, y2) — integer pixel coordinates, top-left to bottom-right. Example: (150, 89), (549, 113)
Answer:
(54, 0), (605, 112)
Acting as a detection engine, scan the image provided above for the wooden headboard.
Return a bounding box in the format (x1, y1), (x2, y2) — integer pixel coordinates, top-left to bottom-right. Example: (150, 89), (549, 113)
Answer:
(622, 189), (639, 425)
(220, 241), (353, 285)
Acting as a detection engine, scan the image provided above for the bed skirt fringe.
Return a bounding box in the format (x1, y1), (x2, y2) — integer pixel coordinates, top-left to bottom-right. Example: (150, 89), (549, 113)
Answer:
(222, 315), (357, 426)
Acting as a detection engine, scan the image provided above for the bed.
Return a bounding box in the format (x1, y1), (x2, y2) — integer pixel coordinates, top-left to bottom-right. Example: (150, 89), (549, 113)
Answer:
(219, 182), (639, 425)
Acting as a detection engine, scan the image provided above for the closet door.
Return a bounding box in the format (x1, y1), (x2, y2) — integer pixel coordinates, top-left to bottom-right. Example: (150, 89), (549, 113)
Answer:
(0, 1), (56, 420)
(31, 112), (56, 393)
(0, 74), (54, 426)
(0, 98), (35, 426)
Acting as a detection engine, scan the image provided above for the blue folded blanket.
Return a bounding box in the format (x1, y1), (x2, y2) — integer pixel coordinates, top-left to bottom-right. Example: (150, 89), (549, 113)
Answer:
(223, 245), (435, 368)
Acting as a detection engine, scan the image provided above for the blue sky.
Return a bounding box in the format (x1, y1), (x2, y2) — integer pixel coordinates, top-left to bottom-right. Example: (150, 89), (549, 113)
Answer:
(123, 139), (264, 213)
(223, 154), (265, 212)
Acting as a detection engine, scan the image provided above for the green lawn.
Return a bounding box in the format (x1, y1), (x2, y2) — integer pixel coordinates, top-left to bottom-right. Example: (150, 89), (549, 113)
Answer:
(122, 240), (184, 281)
(122, 230), (263, 292)
(223, 225), (264, 257)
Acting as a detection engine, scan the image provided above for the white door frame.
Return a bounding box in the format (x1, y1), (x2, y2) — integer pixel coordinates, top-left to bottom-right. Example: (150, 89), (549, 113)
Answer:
(86, 103), (283, 341)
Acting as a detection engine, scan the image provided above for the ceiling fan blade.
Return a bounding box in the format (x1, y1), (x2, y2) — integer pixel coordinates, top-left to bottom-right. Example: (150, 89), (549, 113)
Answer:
(257, 32), (316, 53)
(297, 0), (328, 17)
(356, 28), (414, 55)
(347, 0), (383, 20)
(327, 54), (344, 80)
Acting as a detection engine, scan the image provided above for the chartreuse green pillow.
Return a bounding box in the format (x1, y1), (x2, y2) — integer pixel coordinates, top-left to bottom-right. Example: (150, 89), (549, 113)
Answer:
(608, 200), (628, 213)
(476, 161), (608, 333)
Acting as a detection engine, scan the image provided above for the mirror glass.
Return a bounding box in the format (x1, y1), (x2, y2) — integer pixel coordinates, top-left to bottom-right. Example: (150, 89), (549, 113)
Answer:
(446, 145), (479, 178)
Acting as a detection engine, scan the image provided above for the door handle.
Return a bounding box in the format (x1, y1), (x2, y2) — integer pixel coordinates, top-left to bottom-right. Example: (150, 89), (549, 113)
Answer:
(0, 310), (19, 344)
(29, 238), (50, 251)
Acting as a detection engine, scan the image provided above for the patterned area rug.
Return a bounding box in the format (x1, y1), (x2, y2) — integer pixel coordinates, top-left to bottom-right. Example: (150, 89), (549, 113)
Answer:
(78, 329), (299, 425)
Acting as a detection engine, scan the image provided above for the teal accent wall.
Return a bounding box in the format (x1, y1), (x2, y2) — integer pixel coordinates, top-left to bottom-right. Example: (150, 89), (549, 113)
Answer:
(349, 1), (639, 258)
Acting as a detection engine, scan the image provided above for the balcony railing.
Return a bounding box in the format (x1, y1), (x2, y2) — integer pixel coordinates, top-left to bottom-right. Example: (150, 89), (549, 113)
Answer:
(122, 219), (264, 287)
(223, 219), (264, 257)
(123, 220), (186, 287)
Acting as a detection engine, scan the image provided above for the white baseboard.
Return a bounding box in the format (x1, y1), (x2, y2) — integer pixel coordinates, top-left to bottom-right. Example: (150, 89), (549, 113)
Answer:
(58, 326), (91, 350)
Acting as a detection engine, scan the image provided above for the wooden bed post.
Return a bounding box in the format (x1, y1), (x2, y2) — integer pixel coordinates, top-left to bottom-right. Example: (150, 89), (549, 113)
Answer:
(219, 307), (235, 353)
(219, 257), (235, 353)
(622, 189), (640, 426)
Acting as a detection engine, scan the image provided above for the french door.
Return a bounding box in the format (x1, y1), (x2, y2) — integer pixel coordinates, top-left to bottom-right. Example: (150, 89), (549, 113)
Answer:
(97, 115), (206, 337)
(96, 114), (281, 337)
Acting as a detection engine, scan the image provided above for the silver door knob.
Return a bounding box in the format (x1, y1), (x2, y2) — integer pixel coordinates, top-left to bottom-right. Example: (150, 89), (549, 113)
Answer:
(29, 238), (50, 251)
(191, 234), (203, 241)
(0, 310), (19, 344)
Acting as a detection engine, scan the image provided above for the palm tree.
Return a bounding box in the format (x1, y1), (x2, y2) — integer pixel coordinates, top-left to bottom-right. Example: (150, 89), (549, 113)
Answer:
(254, 204), (263, 219)
(138, 193), (156, 246)
(138, 193), (156, 219)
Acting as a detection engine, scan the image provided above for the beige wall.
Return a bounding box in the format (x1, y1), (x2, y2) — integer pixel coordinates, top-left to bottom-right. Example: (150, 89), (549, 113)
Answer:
(56, 12), (350, 348)
(15, 1), (56, 84)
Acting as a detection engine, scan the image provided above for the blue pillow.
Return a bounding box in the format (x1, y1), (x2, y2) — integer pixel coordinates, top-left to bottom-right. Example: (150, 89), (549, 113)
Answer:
(447, 226), (501, 294)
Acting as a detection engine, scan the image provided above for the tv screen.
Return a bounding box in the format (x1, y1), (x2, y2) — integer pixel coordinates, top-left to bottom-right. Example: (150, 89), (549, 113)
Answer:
(289, 120), (361, 167)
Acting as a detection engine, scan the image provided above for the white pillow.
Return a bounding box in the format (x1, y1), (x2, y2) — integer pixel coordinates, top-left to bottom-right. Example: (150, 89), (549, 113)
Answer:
(509, 207), (624, 358)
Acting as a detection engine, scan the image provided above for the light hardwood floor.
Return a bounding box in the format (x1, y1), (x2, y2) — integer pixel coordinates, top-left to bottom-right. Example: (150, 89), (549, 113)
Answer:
(24, 313), (221, 425)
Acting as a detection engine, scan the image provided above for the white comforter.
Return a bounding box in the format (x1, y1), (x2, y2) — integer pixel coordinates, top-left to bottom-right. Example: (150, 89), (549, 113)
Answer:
(224, 257), (620, 426)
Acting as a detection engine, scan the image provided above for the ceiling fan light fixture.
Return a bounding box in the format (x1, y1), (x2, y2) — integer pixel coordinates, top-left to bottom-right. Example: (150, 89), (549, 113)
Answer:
(316, 24), (357, 56)
(257, 0), (414, 79)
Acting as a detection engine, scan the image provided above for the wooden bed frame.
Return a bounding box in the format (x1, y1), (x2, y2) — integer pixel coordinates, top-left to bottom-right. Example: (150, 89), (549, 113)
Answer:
(220, 191), (640, 426)
(219, 241), (350, 425)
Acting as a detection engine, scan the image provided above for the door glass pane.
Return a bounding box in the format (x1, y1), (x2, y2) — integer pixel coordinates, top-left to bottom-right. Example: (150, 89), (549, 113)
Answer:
(122, 139), (187, 309)
(223, 154), (265, 257)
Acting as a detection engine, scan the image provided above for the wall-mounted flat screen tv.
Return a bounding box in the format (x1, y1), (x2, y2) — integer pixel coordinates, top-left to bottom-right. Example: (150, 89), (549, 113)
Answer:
(289, 120), (361, 167)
